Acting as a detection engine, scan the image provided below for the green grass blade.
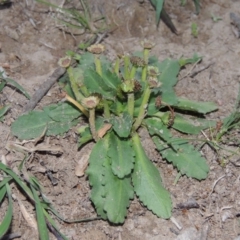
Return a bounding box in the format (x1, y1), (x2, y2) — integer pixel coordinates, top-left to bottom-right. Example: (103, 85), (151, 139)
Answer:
(43, 208), (68, 240)
(0, 81), (6, 92)
(0, 185), (7, 204)
(0, 162), (34, 201)
(0, 177), (12, 189)
(0, 105), (10, 119)
(0, 184), (13, 238)
(0, 76), (30, 99)
(30, 180), (49, 240)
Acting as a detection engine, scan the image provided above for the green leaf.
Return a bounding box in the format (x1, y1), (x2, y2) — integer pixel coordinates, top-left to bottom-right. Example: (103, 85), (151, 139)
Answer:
(145, 118), (173, 145)
(0, 184), (13, 239)
(43, 102), (81, 122)
(0, 177), (12, 189)
(161, 88), (179, 105)
(108, 132), (135, 178)
(11, 103), (81, 140)
(30, 179), (49, 240)
(172, 114), (206, 134)
(0, 105), (10, 119)
(153, 136), (209, 180)
(11, 111), (51, 140)
(110, 112), (133, 138)
(132, 133), (172, 219)
(178, 53), (201, 67)
(0, 162), (34, 201)
(102, 69), (121, 91)
(83, 68), (116, 100)
(0, 81), (6, 92)
(174, 97), (218, 114)
(192, 0), (200, 14)
(86, 136), (109, 219)
(150, 0), (164, 26)
(103, 158), (134, 223)
(0, 73), (30, 99)
(157, 59), (180, 88)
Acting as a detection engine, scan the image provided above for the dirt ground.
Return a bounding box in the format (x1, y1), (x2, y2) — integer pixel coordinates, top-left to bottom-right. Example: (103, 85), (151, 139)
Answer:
(1, 0), (240, 239)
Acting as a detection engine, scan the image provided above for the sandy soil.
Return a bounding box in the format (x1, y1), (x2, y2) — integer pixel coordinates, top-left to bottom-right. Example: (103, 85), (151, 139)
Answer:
(1, 0), (240, 239)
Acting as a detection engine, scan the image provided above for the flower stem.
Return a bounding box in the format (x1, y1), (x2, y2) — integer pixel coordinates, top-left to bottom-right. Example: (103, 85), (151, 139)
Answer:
(142, 49), (149, 82)
(65, 94), (89, 117)
(127, 92), (134, 117)
(124, 55), (130, 80)
(89, 108), (98, 141)
(103, 100), (111, 118)
(132, 86), (151, 131)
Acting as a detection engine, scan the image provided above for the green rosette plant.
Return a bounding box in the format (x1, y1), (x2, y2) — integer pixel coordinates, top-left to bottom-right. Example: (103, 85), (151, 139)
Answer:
(11, 42), (218, 224)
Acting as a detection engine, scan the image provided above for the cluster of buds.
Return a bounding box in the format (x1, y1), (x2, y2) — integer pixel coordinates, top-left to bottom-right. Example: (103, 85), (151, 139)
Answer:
(130, 56), (146, 68)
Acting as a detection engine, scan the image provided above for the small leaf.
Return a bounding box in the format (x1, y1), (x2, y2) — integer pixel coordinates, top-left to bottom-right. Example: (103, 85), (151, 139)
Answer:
(108, 132), (135, 178)
(153, 136), (209, 180)
(110, 112), (133, 138)
(174, 97), (218, 114)
(179, 53), (202, 67)
(86, 136), (109, 219)
(103, 158), (134, 223)
(132, 133), (172, 219)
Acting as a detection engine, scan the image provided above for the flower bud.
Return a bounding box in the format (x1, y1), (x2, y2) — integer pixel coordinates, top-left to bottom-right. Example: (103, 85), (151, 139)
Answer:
(58, 56), (71, 68)
(81, 95), (100, 109)
(87, 44), (105, 54)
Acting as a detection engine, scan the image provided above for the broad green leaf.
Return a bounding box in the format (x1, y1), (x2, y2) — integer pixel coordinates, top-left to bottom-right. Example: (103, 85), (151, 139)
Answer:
(161, 88), (179, 105)
(86, 136), (109, 219)
(11, 103), (80, 140)
(0, 184), (13, 239)
(157, 59), (180, 88)
(153, 136), (209, 180)
(0, 105), (10, 119)
(110, 112), (132, 138)
(103, 158), (134, 223)
(0, 74), (30, 99)
(172, 114), (206, 134)
(78, 125), (92, 148)
(145, 118), (173, 144)
(174, 97), (218, 114)
(102, 69), (121, 91)
(83, 68), (116, 100)
(44, 102), (81, 122)
(108, 132), (135, 178)
(132, 133), (172, 219)
(30, 180), (49, 240)
(11, 111), (51, 140)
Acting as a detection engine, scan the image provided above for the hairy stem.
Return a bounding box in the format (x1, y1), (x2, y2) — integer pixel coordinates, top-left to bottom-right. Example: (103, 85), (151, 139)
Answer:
(89, 108), (98, 141)
(127, 93), (134, 117)
(65, 94), (89, 117)
(132, 86), (151, 131)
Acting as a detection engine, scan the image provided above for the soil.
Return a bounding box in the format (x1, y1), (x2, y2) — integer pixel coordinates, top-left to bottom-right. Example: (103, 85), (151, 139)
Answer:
(1, 0), (240, 239)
